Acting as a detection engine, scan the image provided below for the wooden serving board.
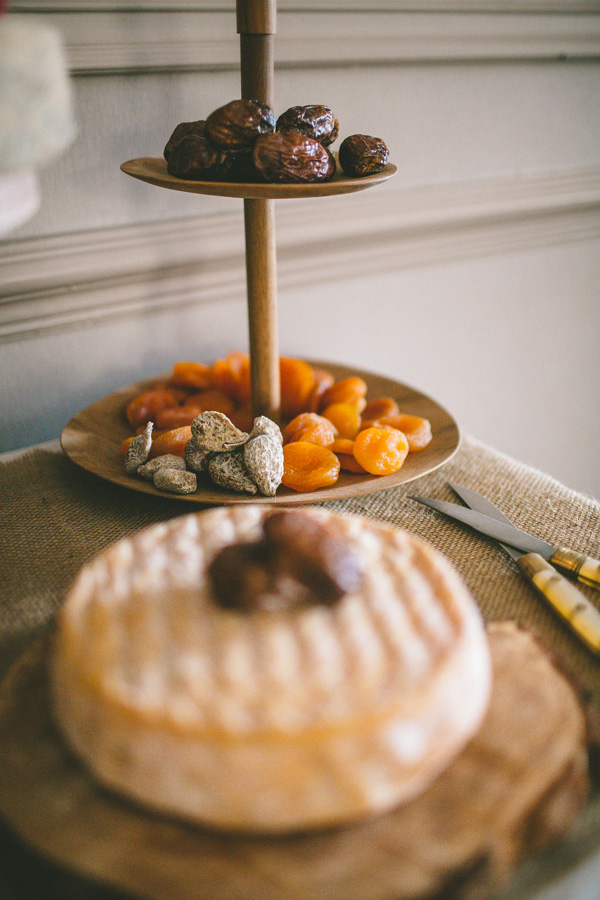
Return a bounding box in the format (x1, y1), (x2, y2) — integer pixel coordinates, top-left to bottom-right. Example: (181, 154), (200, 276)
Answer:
(121, 156), (397, 200)
(61, 361), (460, 505)
(0, 623), (592, 900)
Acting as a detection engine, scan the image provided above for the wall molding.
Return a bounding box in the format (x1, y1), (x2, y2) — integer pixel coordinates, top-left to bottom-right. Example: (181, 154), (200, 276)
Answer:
(12, 1), (600, 13)
(2, 168), (599, 342)
(10, 8), (600, 74)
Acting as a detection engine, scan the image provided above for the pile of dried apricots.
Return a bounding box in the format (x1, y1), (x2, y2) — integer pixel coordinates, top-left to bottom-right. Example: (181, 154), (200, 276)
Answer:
(121, 352), (432, 493)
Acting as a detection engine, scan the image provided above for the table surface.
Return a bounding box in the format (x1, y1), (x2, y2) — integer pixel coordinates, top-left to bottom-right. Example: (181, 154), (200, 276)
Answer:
(1, 436), (600, 900)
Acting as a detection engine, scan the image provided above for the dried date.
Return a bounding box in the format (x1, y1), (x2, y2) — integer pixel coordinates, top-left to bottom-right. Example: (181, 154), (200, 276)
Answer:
(338, 134), (389, 177)
(254, 132), (336, 184)
(166, 134), (236, 181)
(163, 120), (206, 162)
(206, 99), (275, 152)
(276, 106), (339, 147)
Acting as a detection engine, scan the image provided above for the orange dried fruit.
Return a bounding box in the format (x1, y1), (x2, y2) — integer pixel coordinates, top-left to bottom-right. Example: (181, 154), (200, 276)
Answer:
(148, 426), (193, 459)
(211, 352), (251, 404)
(282, 442), (340, 493)
(305, 367), (335, 413)
(319, 376), (367, 414)
(228, 402), (254, 433)
(168, 361), (213, 391)
(280, 357), (314, 420)
(154, 405), (200, 430)
(379, 414), (433, 451)
(186, 388), (236, 418)
(362, 396), (399, 422)
(282, 412), (337, 447)
(353, 426), (409, 476)
(321, 402), (361, 440)
(331, 438), (367, 473)
(125, 388), (180, 429)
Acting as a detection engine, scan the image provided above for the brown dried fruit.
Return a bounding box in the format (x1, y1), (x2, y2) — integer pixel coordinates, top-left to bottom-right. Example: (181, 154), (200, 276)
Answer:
(206, 99), (275, 151)
(264, 511), (364, 603)
(208, 450), (257, 494)
(124, 422), (153, 473)
(254, 132), (336, 184)
(276, 106), (339, 147)
(153, 468), (197, 494)
(249, 416), (283, 444)
(137, 454), (186, 481)
(184, 439), (212, 473)
(208, 542), (272, 612)
(166, 134), (236, 181)
(338, 134), (389, 177)
(244, 434), (284, 497)
(191, 411), (248, 452)
(163, 120), (206, 161)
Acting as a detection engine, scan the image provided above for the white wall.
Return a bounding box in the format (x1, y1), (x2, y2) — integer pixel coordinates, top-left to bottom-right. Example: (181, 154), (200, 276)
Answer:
(1, 2), (599, 497)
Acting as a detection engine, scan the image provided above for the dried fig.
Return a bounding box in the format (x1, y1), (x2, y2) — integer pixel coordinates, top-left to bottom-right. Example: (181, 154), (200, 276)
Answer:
(338, 134), (389, 177)
(166, 134), (235, 181)
(206, 99), (275, 151)
(163, 120), (206, 161)
(276, 105), (339, 147)
(254, 132), (336, 184)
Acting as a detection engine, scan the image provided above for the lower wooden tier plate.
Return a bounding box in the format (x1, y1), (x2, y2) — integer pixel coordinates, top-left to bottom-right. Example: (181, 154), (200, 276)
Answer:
(0, 625), (592, 900)
(60, 361), (460, 505)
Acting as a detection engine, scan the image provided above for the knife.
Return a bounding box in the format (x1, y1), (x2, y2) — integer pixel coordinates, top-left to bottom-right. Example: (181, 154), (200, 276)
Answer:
(411, 484), (600, 654)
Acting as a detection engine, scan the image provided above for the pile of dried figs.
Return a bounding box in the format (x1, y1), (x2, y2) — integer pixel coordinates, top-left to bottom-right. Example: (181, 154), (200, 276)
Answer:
(163, 99), (389, 184)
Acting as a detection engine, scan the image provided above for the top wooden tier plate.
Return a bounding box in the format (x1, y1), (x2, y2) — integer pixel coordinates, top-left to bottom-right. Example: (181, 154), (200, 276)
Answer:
(121, 156), (397, 200)
(61, 361), (460, 506)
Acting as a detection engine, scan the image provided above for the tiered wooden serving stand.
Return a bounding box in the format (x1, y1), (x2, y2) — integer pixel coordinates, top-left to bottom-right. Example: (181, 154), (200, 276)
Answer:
(59, 0), (462, 503)
(121, 0), (397, 425)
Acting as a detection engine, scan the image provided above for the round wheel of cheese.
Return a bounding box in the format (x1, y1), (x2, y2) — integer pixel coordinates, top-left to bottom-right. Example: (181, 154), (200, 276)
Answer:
(51, 506), (491, 833)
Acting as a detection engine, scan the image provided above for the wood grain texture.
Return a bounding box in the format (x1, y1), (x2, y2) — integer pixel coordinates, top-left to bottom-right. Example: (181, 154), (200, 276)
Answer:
(60, 361), (460, 505)
(120, 156), (397, 200)
(0, 623), (591, 900)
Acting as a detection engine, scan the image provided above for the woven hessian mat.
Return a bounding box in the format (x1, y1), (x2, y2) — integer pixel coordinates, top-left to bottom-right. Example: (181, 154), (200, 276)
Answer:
(2, 434), (600, 696)
(2, 434), (600, 899)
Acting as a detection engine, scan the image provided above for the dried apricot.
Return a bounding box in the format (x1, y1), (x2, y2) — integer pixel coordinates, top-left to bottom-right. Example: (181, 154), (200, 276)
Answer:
(282, 442), (340, 492)
(282, 412), (337, 447)
(353, 427), (409, 476)
(362, 396), (399, 421)
(319, 376), (367, 414)
(280, 357), (314, 419)
(331, 438), (367, 473)
(211, 352), (251, 404)
(305, 367), (335, 413)
(228, 402), (254, 433)
(168, 361), (213, 391)
(321, 402), (361, 440)
(148, 426), (193, 459)
(379, 414), (432, 451)
(186, 388), (236, 418)
(154, 405), (200, 430)
(125, 388), (180, 429)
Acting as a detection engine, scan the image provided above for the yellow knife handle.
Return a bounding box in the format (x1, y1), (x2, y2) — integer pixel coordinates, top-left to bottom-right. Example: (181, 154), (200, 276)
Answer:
(550, 546), (600, 591)
(518, 552), (600, 654)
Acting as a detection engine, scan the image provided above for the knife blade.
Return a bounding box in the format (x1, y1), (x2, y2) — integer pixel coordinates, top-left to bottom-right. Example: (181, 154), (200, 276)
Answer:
(411, 489), (600, 654)
(412, 494), (600, 591)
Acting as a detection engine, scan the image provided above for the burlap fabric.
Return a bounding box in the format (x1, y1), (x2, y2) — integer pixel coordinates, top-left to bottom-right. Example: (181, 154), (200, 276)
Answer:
(1, 435), (600, 898)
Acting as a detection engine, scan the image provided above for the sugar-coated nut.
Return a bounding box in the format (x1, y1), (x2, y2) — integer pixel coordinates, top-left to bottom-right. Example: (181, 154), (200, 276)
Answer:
(137, 454), (186, 481)
(153, 468), (197, 494)
(244, 434), (284, 497)
(191, 411), (248, 452)
(124, 422), (153, 473)
(208, 450), (257, 494)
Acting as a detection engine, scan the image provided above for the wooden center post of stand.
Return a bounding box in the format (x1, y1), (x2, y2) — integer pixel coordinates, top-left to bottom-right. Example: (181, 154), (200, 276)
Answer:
(237, 0), (280, 423)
